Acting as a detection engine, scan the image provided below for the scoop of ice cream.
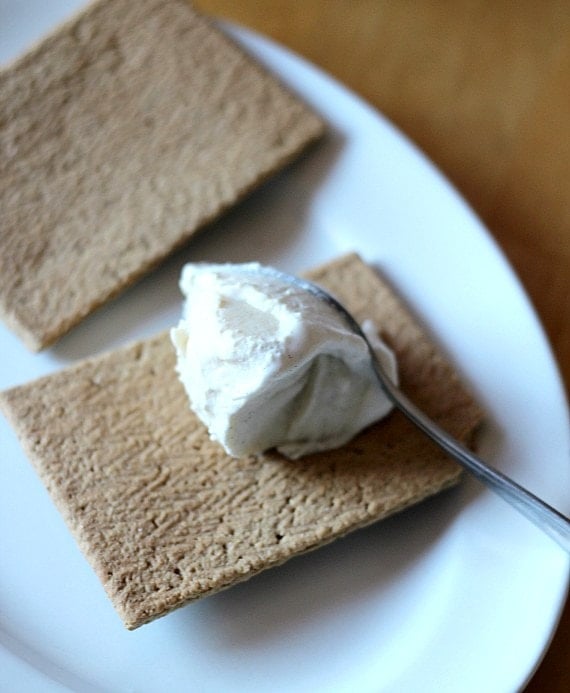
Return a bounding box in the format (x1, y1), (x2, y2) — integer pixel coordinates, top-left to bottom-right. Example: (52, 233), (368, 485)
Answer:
(170, 262), (397, 459)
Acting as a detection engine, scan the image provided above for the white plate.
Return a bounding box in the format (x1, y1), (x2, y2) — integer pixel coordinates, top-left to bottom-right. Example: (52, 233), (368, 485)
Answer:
(1, 3), (569, 692)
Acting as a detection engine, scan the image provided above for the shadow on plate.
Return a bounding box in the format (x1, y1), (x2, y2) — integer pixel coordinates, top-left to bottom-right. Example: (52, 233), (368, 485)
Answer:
(170, 419), (505, 649)
(174, 482), (480, 649)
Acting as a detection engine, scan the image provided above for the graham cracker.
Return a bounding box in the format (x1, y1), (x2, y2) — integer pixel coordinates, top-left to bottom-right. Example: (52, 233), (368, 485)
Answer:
(0, 254), (484, 629)
(0, 0), (324, 351)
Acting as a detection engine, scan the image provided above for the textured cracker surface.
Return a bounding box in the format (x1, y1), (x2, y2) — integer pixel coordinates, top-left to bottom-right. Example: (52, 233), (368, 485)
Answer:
(0, 255), (484, 629)
(0, 0), (324, 351)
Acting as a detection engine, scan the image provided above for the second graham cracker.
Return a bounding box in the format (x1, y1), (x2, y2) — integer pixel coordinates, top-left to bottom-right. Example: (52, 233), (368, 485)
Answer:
(0, 254), (484, 629)
(0, 0), (324, 350)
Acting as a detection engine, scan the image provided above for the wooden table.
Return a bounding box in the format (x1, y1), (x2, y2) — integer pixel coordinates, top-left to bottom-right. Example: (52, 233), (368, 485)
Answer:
(199, 1), (569, 690)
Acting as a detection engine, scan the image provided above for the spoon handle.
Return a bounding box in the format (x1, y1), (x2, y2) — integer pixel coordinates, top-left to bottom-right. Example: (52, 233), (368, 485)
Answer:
(271, 270), (570, 552)
(371, 359), (570, 553)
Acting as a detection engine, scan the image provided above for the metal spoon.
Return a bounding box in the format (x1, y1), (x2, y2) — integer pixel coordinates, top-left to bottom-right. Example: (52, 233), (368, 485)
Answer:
(265, 266), (570, 552)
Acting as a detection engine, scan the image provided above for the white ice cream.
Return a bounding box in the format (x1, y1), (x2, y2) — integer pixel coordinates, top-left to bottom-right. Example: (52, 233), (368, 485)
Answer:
(170, 262), (397, 459)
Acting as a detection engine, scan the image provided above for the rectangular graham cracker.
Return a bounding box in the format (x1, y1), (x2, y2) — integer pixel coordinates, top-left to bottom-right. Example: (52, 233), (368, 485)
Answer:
(0, 254), (484, 629)
(0, 0), (324, 351)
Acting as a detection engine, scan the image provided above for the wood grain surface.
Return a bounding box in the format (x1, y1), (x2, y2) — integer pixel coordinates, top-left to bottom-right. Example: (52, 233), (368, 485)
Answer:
(197, 1), (570, 690)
